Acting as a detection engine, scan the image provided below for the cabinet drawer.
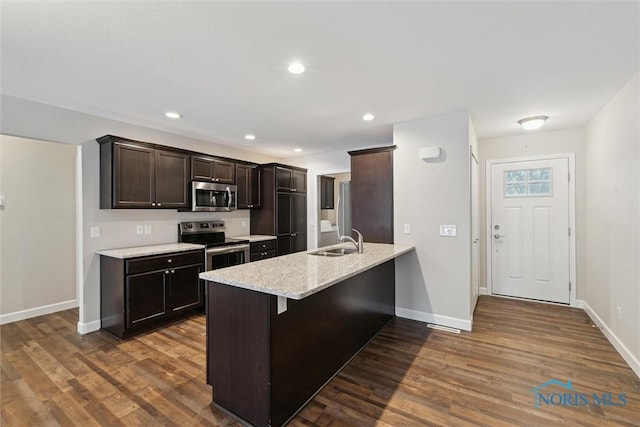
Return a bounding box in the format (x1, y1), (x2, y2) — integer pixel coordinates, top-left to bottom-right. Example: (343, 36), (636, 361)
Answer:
(250, 239), (276, 253)
(126, 250), (203, 275)
(250, 249), (277, 262)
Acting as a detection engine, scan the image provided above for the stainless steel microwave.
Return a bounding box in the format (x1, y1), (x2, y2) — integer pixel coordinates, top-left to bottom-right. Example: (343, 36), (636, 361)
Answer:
(192, 181), (237, 212)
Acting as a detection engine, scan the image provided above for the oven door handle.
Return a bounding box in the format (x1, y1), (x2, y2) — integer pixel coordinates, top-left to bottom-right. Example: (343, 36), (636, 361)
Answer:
(227, 187), (232, 210)
(206, 244), (249, 256)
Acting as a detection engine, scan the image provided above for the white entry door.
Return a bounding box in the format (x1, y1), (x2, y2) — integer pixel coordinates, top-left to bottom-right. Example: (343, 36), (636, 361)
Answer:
(490, 158), (570, 304)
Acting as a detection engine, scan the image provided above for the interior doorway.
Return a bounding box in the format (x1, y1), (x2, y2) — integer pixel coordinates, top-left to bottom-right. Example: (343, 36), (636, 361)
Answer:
(317, 172), (351, 248)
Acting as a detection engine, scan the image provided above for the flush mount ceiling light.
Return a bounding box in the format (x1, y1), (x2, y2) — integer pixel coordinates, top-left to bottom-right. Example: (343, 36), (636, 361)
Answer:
(293, 148), (303, 153)
(244, 134), (256, 140)
(165, 111), (182, 119)
(518, 115), (548, 131)
(362, 113), (375, 121)
(287, 61), (305, 74)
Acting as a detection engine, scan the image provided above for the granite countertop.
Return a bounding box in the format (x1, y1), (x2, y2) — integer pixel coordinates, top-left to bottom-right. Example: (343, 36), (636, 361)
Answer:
(199, 242), (415, 299)
(231, 235), (277, 242)
(97, 243), (205, 259)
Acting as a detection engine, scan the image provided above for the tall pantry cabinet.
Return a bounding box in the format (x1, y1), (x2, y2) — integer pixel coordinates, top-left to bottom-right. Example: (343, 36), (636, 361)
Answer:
(251, 164), (308, 256)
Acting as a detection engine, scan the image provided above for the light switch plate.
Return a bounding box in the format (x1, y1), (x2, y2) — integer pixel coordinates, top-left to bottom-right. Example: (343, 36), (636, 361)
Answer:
(440, 225), (457, 237)
(404, 223), (411, 234)
(136, 225), (144, 235)
(144, 224), (152, 235)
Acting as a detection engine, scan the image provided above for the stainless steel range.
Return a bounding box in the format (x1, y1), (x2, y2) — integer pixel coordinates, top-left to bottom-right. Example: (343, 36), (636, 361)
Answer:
(178, 221), (249, 270)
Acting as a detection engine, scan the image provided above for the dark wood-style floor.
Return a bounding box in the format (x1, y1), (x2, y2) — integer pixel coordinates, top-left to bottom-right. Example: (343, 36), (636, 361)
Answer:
(1, 296), (638, 426)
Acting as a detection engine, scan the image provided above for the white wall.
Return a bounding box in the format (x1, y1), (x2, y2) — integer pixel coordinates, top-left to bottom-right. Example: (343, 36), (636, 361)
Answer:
(0, 135), (78, 322)
(584, 72), (639, 374)
(1, 95), (278, 332)
(393, 112), (473, 330)
(478, 128), (586, 298)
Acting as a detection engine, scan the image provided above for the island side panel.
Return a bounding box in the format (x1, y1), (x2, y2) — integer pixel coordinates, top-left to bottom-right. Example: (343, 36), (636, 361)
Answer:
(269, 259), (396, 427)
(207, 282), (270, 427)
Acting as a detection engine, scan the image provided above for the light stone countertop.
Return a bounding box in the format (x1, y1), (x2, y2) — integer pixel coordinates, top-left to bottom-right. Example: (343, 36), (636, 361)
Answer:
(97, 243), (205, 259)
(199, 242), (415, 299)
(231, 235), (277, 243)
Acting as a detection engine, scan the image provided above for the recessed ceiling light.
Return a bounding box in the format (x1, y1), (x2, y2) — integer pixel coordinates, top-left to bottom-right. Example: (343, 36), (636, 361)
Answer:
(518, 115), (548, 131)
(293, 148), (303, 153)
(244, 134), (256, 140)
(287, 61), (305, 74)
(165, 111), (182, 119)
(362, 113), (375, 121)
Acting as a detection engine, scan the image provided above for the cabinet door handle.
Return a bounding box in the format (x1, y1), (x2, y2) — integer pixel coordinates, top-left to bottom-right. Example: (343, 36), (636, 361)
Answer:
(157, 203), (162, 207)
(167, 259), (173, 263)
(170, 270), (175, 274)
(291, 188), (297, 192)
(292, 233), (297, 237)
(152, 202), (156, 206)
(165, 270), (170, 275)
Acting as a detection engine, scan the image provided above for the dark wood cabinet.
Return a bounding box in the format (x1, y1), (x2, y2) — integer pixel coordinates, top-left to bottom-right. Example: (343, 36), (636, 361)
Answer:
(276, 166), (306, 192)
(276, 191), (306, 256)
(251, 164), (307, 256)
(349, 146), (396, 244)
(191, 156), (235, 184)
(320, 176), (335, 209)
(249, 239), (277, 262)
(236, 163), (261, 209)
(100, 249), (204, 339)
(98, 136), (189, 209)
(126, 270), (167, 327)
(206, 259), (395, 427)
(155, 150), (190, 208)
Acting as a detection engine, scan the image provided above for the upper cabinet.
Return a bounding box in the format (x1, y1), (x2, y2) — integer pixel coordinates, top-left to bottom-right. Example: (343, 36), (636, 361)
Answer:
(320, 176), (335, 210)
(276, 166), (306, 193)
(236, 163), (261, 209)
(98, 136), (189, 209)
(349, 146), (396, 244)
(191, 156), (235, 184)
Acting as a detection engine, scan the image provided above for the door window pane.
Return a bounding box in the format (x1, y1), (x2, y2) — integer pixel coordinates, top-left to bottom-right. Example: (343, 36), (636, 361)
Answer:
(505, 170), (527, 183)
(505, 183), (526, 196)
(504, 168), (552, 197)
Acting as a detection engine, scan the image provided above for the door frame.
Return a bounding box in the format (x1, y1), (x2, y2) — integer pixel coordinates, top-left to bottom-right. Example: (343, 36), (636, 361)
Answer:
(485, 153), (577, 307)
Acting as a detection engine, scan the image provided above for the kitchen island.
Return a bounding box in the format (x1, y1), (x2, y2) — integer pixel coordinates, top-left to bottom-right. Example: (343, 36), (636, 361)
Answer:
(199, 242), (414, 427)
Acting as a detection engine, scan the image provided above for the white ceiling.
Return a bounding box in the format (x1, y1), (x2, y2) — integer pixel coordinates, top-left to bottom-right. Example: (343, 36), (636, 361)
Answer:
(1, 1), (638, 158)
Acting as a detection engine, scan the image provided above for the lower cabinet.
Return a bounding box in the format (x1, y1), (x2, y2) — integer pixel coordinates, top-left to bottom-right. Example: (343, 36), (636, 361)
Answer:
(101, 249), (204, 339)
(249, 239), (277, 262)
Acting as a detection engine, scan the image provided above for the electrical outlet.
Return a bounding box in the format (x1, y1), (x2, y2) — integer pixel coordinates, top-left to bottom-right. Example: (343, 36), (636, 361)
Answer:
(144, 224), (152, 234)
(90, 226), (101, 238)
(617, 306), (622, 322)
(136, 225), (144, 235)
(404, 223), (411, 234)
(440, 225), (457, 237)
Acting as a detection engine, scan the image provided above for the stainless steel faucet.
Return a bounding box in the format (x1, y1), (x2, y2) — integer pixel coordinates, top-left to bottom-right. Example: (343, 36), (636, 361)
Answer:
(340, 228), (364, 253)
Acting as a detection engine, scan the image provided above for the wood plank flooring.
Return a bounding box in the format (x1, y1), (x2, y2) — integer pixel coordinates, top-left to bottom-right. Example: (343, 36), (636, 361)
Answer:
(2, 296), (639, 426)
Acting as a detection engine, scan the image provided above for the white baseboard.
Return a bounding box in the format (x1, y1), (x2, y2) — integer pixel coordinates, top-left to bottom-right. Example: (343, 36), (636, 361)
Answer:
(577, 299), (640, 379)
(77, 320), (101, 335)
(479, 286), (488, 295)
(0, 299), (78, 325)
(396, 307), (472, 331)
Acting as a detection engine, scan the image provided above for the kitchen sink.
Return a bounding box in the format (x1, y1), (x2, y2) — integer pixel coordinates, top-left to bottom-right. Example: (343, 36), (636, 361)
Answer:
(309, 247), (358, 257)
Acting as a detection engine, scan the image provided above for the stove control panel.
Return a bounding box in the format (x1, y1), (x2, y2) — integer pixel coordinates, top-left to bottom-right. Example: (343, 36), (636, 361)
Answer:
(179, 221), (225, 235)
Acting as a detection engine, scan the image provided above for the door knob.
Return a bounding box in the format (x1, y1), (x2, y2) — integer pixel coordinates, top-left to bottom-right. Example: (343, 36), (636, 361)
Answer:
(494, 234), (505, 239)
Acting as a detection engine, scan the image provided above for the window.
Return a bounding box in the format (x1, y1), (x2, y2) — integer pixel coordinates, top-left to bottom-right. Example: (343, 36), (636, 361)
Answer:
(504, 168), (552, 197)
